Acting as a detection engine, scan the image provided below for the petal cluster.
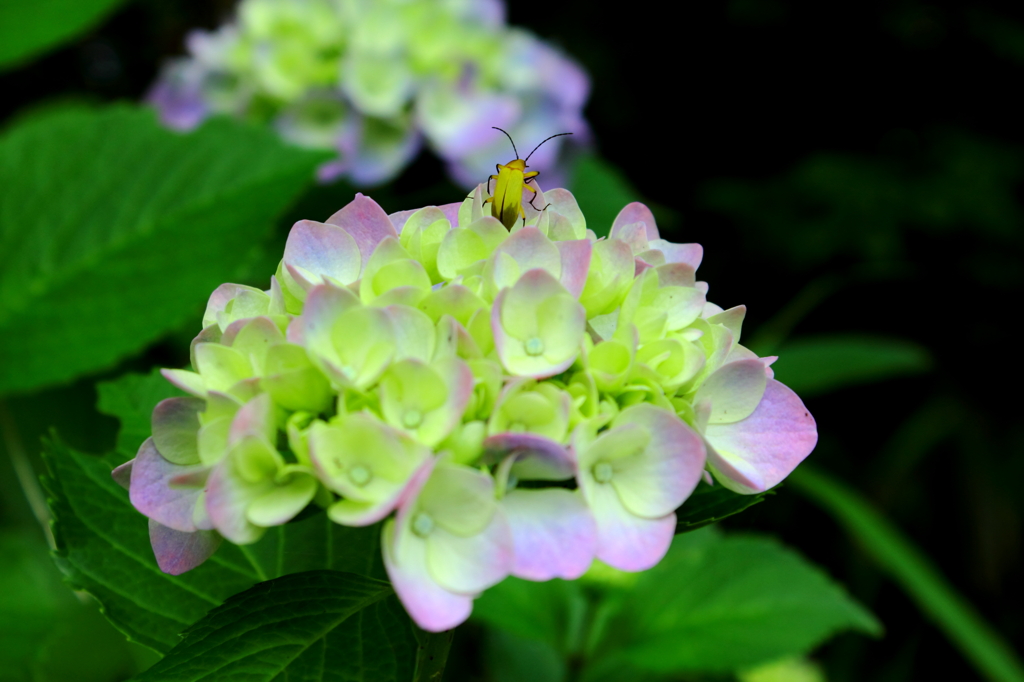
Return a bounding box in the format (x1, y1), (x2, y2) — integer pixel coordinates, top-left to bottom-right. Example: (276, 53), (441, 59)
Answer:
(147, 0), (588, 188)
(118, 185), (816, 632)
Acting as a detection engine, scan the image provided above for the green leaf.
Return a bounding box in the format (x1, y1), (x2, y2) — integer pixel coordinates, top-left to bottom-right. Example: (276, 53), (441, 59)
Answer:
(0, 105), (327, 397)
(587, 530), (881, 677)
(675, 481), (774, 533)
(97, 369), (185, 462)
(772, 334), (931, 397)
(134, 570), (415, 682)
(43, 435), (386, 653)
(0, 0), (129, 71)
(789, 467), (1024, 682)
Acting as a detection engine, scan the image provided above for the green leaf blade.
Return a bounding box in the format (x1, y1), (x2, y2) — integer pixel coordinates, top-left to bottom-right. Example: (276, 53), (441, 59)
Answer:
(42, 439), (259, 652)
(135, 570), (415, 682)
(675, 482), (774, 533)
(595, 531), (880, 675)
(0, 106), (327, 396)
(0, 0), (129, 71)
(772, 334), (932, 397)
(790, 467), (1024, 682)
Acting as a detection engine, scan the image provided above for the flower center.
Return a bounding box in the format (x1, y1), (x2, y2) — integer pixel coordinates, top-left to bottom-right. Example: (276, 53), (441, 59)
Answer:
(592, 461), (614, 483)
(347, 464), (371, 487)
(525, 337), (545, 356)
(411, 511), (435, 538)
(403, 409), (423, 429)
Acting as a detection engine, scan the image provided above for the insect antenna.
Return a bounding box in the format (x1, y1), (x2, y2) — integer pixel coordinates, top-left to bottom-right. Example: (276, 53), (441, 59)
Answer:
(524, 132), (573, 163)
(492, 127), (519, 159)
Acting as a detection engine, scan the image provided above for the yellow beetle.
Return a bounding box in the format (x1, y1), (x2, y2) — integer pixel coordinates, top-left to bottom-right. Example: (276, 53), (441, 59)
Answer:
(485, 127), (572, 230)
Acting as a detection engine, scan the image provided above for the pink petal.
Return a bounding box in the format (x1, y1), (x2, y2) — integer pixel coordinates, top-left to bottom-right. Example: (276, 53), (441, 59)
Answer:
(502, 488), (596, 580)
(611, 202), (659, 240)
(204, 459), (261, 545)
(149, 519), (221, 575)
(589, 482), (675, 572)
(610, 404), (706, 518)
(202, 284), (254, 328)
(611, 222), (649, 254)
(704, 379), (817, 493)
(654, 262), (697, 288)
(439, 202), (463, 228)
(495, 227), (561, 277)
(220, 315), (283, 348)
(283, 220), (361, 289)
(326, 193), (398, 270)
(129, 438), (209, 533)
(228, 393), (275, 447)
(556, 239), (592, 298)
(382, 520), (473, 633)
(695, 359), (768, 425)
(707, 305), (746, 342)
(483, 433), (575, 480)
(649, 239), (703, 270)
(389, 208), (417, 234)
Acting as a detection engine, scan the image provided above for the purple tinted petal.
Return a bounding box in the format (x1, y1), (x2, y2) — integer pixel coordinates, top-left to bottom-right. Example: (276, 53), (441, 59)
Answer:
(389, 208), (418, 234)
(203, 283), (254, 328)
(317, 158), (349, 184)
(148, 519), (221, 575)
(483, 433), (574, 480)
(612, 223), (649, 255)
(589, 483), (675, 572)
(649, 239), (703, 270)
(704, 379), (818, 493)
(326, 193), (398, 270)
(204, 459), (260, 544)
(129, 438), (209, 533)
(502, 488), (596, 580)
(439, 202), (463, 228)
(111, 459), (134, 490)
(283, 220), (361, 290)
(610, 404), (706, 518)
(611, 202), (659, 241)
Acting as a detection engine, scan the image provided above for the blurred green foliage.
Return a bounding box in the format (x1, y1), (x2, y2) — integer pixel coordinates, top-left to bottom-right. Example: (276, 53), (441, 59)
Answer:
(0, 0), (130, 71)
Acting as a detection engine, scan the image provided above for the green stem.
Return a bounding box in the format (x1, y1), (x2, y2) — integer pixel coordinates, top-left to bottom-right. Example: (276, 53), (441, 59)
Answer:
(413, 628), (454, 682)
(789, 466), (1024, 682)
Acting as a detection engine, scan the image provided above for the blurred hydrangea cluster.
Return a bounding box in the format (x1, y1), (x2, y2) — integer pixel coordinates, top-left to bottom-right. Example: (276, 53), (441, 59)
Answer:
(114, 183), (817, 631)
(148, 0), (588, 187)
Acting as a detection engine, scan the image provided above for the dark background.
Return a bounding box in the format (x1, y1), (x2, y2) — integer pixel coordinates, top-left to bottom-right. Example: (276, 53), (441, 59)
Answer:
(1, 1), (1021, 679)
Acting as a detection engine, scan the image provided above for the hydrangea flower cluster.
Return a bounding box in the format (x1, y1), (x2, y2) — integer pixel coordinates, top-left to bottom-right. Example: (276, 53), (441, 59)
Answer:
(148, 0), (588, 187)
(113, 184), (817, 632)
